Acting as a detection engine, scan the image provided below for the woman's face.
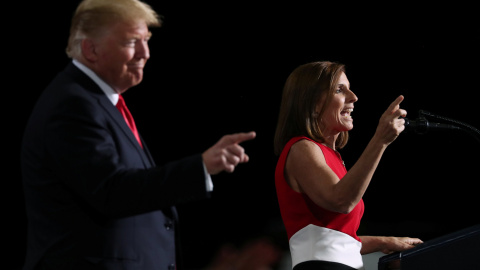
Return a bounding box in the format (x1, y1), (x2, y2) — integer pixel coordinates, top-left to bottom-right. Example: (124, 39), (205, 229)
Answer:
(318, 72), (358, 136)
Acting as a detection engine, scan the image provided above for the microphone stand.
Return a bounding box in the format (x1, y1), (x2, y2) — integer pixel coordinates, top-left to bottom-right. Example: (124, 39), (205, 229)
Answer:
(406, 110), (480, 144)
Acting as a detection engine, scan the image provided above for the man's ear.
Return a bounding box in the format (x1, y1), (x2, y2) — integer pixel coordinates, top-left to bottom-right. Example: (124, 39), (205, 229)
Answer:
(81, 38), (98, 62)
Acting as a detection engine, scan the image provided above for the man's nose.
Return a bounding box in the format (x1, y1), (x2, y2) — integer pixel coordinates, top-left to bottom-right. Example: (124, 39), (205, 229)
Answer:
(136, 40), (150, 59)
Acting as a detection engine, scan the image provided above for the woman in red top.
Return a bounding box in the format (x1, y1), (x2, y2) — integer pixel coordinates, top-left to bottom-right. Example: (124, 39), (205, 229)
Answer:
(274, 61), (422, 270)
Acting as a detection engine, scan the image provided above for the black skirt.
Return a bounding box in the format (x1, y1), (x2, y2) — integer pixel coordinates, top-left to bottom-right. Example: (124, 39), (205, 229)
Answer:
(293, 260), (359, 270)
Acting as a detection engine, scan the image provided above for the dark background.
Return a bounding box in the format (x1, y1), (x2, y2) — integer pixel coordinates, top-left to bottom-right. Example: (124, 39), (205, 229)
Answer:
(9, 1), (479, 269)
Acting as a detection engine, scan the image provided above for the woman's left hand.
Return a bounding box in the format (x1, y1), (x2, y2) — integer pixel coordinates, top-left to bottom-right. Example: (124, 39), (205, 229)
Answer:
(380, 236), (423, 254)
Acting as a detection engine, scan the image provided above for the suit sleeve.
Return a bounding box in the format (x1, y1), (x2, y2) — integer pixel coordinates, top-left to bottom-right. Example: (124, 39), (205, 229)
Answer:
(45, 93), (209, 218)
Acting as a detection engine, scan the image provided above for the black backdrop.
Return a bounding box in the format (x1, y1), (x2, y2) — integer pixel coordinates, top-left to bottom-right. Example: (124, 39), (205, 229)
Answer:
(9, 1), (479, 269)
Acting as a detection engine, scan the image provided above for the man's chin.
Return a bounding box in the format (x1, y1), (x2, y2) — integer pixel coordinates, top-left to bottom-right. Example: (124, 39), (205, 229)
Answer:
(128, 72), (144, 85)
(115, 78), (144, 93)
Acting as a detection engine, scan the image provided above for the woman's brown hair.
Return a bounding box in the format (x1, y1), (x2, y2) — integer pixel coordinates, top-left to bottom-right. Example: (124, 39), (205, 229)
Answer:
(274, 61), (349, 155)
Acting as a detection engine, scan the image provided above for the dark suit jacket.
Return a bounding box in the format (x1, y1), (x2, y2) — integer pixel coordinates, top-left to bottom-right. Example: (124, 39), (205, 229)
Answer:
(21, 62), (210, 270)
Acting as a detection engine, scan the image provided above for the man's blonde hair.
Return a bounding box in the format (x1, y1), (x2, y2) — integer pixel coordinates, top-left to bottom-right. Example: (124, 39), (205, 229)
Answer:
(66, 0), (161, 59)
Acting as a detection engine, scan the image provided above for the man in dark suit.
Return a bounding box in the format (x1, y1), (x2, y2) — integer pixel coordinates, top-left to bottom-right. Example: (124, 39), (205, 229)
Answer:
(20, 0), (256, 269)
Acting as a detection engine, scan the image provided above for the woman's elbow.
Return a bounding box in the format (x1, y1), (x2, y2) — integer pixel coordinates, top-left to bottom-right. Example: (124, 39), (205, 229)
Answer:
(322, 199), (357, 214)
(332, 197), (359, 214)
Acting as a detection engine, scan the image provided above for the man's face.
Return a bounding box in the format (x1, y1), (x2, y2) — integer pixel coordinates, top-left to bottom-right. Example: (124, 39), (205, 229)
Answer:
(91, 20), (151, 93)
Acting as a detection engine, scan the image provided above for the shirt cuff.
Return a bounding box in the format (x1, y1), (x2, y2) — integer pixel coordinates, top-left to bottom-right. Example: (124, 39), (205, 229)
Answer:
(203, 162), (213, 191)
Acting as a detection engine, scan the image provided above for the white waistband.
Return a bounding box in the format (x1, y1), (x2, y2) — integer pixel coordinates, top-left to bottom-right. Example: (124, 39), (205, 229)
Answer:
(289, 224), (364, 269)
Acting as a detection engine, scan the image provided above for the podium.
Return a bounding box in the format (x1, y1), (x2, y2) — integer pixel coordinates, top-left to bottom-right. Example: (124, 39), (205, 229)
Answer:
(378, 223), (480, 270)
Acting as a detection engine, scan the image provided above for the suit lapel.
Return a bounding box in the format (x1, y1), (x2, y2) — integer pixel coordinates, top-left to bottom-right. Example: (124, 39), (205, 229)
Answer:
(140, 136), (156, 166)
(98, 96), (155, 168)
(67, 63), (155, 168)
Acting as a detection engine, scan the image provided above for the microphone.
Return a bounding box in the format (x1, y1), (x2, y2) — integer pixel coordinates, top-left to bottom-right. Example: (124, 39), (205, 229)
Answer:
(403, 117), (461, 134)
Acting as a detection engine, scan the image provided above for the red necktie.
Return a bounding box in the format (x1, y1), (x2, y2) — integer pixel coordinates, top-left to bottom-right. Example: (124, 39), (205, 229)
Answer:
(116, 95), (143, 148)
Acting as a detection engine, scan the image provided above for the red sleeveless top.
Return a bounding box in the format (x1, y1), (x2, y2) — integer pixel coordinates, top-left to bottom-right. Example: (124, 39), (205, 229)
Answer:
(275, 136), (364, 241)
